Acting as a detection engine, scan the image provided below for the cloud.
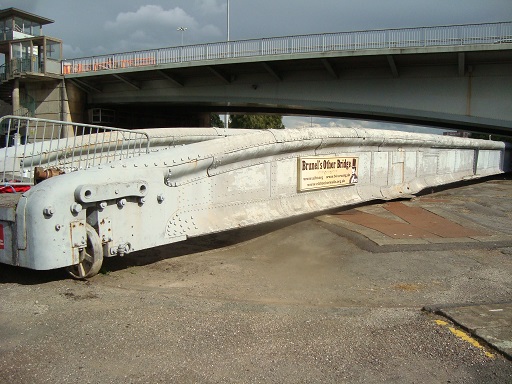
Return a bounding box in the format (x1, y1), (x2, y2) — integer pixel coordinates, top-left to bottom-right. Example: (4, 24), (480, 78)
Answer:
(100, 5), (202, 52)
(196, 0), (226, 15)
(199, 24), (223, 39)
(90, 45), (110, 56)
(62, 44), (84, 59)
(130, 30), (148, 41)
(105, 5), (197, 31)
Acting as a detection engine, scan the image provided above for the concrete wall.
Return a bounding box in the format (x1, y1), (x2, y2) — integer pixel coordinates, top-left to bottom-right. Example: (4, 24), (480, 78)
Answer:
(64, 81), (86, 123)
(21, 80), (87, 130)
(25, 80), (62, 121)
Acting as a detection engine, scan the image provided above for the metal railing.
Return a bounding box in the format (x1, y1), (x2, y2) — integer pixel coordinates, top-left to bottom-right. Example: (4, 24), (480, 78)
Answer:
(63, 21), (512, 75)
(0, 58), (34, 82)
(0, 116), (150, 185)
(13, 91), (36, 117)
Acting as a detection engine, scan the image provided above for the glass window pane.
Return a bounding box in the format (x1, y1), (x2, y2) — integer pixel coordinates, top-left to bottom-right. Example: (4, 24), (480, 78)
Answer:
(5, 18), (12, 32)
(32, 23), (41, 36)
(14, 17), (22, 32)
(21, 41), (31, 59)
(46, 41), (61, 60)
(11, 43), (21, 58)
(23, 19), (31, 34)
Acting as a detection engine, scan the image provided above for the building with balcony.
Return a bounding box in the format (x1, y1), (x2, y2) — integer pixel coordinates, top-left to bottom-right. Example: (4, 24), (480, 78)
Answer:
(0, 8), (64, 119)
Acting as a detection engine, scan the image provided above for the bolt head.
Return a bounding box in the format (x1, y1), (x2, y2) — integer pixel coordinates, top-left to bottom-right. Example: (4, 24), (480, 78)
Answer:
(43, 206), (55, 216)
(70, 203), (82, 214)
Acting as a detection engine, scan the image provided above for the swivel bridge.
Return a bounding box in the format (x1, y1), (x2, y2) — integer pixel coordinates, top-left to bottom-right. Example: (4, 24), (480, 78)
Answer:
(63, 21), (512, 134)
(0, 12), (511, 280)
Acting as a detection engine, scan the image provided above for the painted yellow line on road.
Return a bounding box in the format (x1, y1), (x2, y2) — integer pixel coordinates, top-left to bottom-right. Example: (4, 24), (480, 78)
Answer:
(434, 320), (495, 358)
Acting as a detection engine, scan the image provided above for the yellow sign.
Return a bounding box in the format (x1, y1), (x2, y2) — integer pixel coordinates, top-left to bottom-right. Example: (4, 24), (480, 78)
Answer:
(297, 156), (358, 191)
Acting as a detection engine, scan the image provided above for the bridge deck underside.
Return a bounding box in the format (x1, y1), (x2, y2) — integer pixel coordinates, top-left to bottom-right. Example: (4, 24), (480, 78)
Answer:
(66, 45), (512, 134)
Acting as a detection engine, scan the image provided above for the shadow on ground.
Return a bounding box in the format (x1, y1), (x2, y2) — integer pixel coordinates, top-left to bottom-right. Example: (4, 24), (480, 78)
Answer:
(1, 174), (510, 285)
(100, 216), (306, 274)
(0, 264), (69, 285)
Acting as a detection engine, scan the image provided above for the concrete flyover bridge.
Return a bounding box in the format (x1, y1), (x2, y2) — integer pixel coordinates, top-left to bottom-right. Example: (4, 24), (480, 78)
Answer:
(63, 21), (512, 134)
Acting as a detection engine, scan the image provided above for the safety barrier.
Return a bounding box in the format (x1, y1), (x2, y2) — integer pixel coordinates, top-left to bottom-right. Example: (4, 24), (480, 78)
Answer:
(63, 21), (512, 74)
(0, 116), (150, 185)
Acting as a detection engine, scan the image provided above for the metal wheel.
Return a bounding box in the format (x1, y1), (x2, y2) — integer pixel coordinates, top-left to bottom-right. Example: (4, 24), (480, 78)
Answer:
(67, 223), (103, 279)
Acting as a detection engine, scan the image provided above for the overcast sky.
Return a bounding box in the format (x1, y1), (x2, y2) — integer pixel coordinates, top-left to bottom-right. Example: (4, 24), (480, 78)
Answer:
(4, 0), (510, 58)
(3, 0), (511, 130)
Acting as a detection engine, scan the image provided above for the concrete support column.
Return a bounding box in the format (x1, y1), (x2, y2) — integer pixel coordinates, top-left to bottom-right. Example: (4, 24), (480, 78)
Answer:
(12, 78), (20, 114)
(60, 80), (74, 138)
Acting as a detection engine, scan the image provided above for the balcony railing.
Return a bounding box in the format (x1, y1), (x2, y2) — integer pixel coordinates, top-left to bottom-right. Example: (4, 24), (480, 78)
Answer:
(0, 57), (50, 82)
(63, 21), (512, 75)
(0, 58), (33, 82)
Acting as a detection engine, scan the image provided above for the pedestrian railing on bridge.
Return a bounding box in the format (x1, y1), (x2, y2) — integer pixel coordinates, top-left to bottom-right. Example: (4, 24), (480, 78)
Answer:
(63, 21), (512, 75)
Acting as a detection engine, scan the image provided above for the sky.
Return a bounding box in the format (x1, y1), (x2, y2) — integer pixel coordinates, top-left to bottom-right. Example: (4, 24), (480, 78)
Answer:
(2, 0), (511, 131)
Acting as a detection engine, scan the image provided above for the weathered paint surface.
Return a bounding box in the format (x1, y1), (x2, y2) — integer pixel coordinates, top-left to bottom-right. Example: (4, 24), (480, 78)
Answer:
(0, 125), (510, 271)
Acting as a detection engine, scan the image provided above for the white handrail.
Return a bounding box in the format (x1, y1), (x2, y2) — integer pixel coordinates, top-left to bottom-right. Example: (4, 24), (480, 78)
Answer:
(0, 116), (150, 185)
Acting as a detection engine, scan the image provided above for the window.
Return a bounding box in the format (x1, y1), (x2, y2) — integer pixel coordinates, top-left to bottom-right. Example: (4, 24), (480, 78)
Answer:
(89, 109), (116, 124)
(23, 20), (31, 35)
(14, 17), (23, 33)
(11, 42), (22, 58)
(46, 41), (61, 60)
(0, 20), (5, 41)
(31, 22), (41, 36)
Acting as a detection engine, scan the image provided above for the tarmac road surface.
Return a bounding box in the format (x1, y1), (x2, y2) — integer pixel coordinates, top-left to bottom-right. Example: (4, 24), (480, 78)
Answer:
(1, 175), (511, 383)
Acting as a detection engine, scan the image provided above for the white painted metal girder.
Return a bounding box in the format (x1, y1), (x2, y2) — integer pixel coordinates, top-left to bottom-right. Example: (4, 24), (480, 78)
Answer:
(0, 123), (509, 275)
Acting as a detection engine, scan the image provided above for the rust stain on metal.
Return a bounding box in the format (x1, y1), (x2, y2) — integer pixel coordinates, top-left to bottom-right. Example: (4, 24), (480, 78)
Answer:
(34, 166), (65, 184)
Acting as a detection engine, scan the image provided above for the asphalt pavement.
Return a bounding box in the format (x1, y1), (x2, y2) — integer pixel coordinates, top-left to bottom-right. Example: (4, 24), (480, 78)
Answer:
(0, 174), (511, 383)
(318, 175), (512, 361)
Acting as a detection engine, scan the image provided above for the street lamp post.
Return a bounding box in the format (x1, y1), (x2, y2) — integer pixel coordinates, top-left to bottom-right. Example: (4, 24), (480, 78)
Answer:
(227, 0), (230, 41)
(225, 0), (230, 128)
(177, 26), (187, 46)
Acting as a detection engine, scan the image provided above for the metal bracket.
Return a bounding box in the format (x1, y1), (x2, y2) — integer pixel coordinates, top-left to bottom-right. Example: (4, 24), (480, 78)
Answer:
(70, 221), (87, 248)
(98, 217), (113, 244)
(75, 181), (148, 203)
